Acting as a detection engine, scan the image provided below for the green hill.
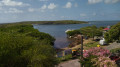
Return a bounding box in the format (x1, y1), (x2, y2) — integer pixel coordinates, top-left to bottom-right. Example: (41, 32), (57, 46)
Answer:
(15, 20), (88, 25)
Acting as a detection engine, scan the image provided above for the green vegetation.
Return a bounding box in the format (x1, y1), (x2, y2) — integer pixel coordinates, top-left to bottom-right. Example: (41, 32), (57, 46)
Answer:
(104, 22), (120, 43)
(84, 42), (99, 49)
(66, 25), (103, 39)
(11, 20), (88, 25)
(0, 24), (58, 67)
(80, 55), (97, 67)
(80, 25), (102, 38)
(66, 30), (81, 36)
(58, 54), (72, 62)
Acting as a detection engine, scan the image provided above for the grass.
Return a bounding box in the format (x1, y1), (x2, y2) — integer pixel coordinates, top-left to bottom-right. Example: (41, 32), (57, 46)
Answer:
(58, 54), (72, 62)
(84, 42), (100, 49)
(58, 54), (81, 62)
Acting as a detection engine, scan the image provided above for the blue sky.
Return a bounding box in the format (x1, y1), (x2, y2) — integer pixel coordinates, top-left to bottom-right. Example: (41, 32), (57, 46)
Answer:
(0, 0), (120, 23)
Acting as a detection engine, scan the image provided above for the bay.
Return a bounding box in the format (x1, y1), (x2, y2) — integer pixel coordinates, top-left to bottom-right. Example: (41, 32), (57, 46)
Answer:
(33, 21), (119, 48)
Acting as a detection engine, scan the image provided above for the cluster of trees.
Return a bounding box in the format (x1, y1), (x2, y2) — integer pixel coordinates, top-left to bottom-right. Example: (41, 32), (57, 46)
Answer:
(66, 30), (81, 36)
(66, 25), (103, 39)
(104, 22), (120, 43)
(0, 24), (58, 67)
(80, 25), (103, 38)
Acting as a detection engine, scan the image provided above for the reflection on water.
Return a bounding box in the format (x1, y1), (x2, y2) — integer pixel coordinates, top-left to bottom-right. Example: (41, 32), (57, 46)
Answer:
(33, 21), (119, 48)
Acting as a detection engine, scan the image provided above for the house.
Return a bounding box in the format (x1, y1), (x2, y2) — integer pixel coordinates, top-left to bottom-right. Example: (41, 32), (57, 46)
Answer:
(99, 26), (110, 45)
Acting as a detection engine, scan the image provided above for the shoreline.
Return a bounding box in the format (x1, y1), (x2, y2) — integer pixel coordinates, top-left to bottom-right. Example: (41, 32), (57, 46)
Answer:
(57, 37), (94, 51)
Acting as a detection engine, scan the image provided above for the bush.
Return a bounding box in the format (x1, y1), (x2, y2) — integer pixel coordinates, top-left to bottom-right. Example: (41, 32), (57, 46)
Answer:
(80, 55), (97, 67)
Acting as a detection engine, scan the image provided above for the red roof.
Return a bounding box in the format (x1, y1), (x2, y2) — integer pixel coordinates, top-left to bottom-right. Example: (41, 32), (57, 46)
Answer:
(103, 28), (109, 30)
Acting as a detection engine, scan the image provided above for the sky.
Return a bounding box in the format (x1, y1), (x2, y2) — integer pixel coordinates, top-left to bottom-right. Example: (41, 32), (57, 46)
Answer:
(0, 0), (120, 23)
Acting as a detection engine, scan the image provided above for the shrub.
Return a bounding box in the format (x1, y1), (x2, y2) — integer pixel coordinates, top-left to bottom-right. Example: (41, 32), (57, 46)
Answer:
(80, 55), (97, 67)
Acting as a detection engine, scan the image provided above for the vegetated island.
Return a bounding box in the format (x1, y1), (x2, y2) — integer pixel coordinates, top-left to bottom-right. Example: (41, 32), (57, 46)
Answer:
(15, 20), (88, 25)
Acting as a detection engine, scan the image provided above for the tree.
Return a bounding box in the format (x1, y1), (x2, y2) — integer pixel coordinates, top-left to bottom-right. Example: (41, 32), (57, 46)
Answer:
(104, 22), (120, 43)
(80, 25), (102, 40)
(0, 24), (58, 67)
(66, 30), (81, 36)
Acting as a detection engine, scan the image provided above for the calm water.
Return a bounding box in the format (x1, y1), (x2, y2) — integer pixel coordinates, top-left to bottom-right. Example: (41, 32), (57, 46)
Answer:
(33, 21), (119, 48)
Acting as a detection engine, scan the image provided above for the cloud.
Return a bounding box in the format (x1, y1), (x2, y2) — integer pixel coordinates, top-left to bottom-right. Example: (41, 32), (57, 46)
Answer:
(61, 16), (71, 18)
(74, 3), (78, 7)
(88, 0), (102, 4)
(0, 7), (2, 13)
(92, 12), (96, 16)
(4, 8), (23, 13)
(61, 16), (65, 18)
(69, 0), (74, 1)
(80, 13), (87, 17)
(0, 0), (30, 7)
(41, 4), (47, 9)
(48, 3), (57, 9)
(104, 0), (120, 4)
(39, 0), (49, 1)
(88, 0), (120, 4)
(28, 8), (40, 12)
(51, 14), (55, 16)
(64, 2), (72, 8)
(0, 7), (2, 10)
(28, 8), (34, 12)
(28, 3), (56, 12)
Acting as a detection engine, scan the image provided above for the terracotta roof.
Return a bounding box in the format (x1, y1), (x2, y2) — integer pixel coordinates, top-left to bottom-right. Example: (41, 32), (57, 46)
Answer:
(103, 28), (109, 30)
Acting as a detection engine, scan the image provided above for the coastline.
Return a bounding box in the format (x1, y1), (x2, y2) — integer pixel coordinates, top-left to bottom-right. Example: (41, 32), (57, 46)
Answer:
(13, 20), (88, 25)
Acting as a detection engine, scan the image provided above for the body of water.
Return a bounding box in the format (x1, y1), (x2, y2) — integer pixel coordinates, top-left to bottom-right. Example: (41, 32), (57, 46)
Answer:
(33, 21), (119, 48)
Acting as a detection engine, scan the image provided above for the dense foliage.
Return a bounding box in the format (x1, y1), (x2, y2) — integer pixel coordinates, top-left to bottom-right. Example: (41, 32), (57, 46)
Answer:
(104, 22), (120, 43)
(0, 24), (57, 67)
(66, 25), (103, 39)
(66, 30), (81, 36)
(80, 25), (102, 38)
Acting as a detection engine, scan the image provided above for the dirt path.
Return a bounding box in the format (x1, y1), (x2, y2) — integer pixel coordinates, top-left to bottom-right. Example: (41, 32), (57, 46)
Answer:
(57, 59), (81, 67)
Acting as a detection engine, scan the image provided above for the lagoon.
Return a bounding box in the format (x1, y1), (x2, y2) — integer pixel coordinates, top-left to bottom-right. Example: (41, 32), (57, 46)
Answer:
(33, 21), (119, 48)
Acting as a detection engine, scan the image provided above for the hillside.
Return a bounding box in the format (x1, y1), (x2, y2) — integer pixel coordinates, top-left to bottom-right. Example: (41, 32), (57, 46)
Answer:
(16, 20), (88, 25)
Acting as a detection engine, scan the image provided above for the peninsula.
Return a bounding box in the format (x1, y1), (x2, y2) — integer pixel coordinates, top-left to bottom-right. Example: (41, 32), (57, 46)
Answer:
(15, 20), (88, 25)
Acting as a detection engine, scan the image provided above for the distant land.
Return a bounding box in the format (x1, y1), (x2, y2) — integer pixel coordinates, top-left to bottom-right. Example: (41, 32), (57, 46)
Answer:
(87, 20), (120, 22)
(14, 20), (88, 25)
